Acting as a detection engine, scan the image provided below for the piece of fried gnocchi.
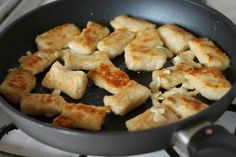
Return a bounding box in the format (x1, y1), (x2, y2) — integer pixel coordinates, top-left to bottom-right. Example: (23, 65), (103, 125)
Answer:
(97, 29), (135, 58)
(162, 94), (208, 118)
(63, 50), (111, 70)
(172, 50), (202, 69)
(53, 103), (110, 131)
(149, 63), (193, 92)
(104, 80), (151, 116)
(188, 38), (230, 70)
(36, 23), (80, 50)
(125, 28), (163, 51)
(42, 61), (88, 99)
(69, 21), (110, 55)
(87, 63), (130, 94)
(20, 93), (66, 117)
(126, 104), (179, 131)
(125, 47), (167, 71)
(18, 49), (60, 75)
(158, 24), (194, 54)
(184, 67), (231, 100)
(110, 15), (156, 32)
(0, 69), (36, 103)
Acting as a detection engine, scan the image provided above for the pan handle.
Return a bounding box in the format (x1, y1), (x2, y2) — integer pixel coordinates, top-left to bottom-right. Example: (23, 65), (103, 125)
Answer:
(175, 122), (236, 157)
(188, 124), (236, 157)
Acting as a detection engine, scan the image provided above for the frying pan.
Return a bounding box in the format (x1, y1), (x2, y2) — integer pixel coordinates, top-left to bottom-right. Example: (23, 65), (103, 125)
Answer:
(0, 0), (236, 156)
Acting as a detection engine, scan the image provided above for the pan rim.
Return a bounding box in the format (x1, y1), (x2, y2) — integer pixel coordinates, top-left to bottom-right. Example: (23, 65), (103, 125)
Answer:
(0, 0), (235, 137)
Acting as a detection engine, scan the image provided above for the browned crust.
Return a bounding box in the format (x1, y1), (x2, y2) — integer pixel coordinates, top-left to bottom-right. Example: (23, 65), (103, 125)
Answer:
(5, 69), (35, 91)
(53, 103), (108, 131)
(180, 96), (206, 111)
(88, 64), (130, 88)
(187, 67), (231, 88)
(22, 93), (65, 105)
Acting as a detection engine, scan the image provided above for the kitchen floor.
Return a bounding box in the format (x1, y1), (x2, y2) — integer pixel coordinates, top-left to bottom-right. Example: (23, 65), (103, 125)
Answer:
(0, 1), (236, 157)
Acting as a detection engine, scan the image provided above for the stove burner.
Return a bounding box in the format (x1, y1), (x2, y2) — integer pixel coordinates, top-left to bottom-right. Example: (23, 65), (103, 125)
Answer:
(0, 151), (25, 157)
(165, 147), (180, 157)
(0, 124), (17, 140)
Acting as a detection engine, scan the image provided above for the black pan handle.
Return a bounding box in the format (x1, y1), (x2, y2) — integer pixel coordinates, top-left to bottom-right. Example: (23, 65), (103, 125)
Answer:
(188, 125), (236, 157)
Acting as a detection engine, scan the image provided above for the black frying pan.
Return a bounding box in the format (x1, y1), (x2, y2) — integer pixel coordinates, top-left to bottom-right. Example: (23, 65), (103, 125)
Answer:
(0, 0), (236, 156)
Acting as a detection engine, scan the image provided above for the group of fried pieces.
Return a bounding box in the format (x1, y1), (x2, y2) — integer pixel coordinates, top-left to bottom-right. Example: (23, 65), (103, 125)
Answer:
(0, 15), (232, 132)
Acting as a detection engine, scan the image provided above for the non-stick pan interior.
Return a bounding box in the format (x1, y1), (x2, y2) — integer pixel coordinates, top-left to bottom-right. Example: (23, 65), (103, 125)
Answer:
(0, 0), (236, 133)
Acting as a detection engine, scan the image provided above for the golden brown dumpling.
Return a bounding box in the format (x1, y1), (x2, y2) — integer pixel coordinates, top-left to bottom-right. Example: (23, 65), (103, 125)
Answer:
(36, 23), (80, 50)
(53, 103), (110, 131)
(0, 69), (36, 103)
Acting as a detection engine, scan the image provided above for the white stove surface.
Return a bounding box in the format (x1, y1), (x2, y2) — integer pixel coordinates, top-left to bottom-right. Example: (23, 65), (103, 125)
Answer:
(0, 0), (236, 157)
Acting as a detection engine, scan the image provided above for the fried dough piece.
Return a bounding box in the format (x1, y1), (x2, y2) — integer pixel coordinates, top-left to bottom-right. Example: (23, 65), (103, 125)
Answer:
(155, 46), (174, 59)
(104, 80), (151, 116)
(36, 23), (80, 50)
(125, 47), (167, 71)
(18, 50), (60, 75)
(20, 93), (66, 117)
(158, 24), (194, 53)
(97, 29), (135, 58)
(162, 94), (208, 118)
(87, 63), (130, 94)
(149, 63), (193, 92)
(110, 15), (156, 32)
(0, 69), (36, 103)
(53, 103), (109, 131)
(69, 21), (110, 55)
(63, 50), (111, 70)
(124, 27), (169, 71)
(188, 38), (230, 70)
(172, 50), (202, 68)
(125, 28), (163, 51)
(184, 67), (231, 100)
(42, 61), (88, 99)
(126, 104), (179, 131)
